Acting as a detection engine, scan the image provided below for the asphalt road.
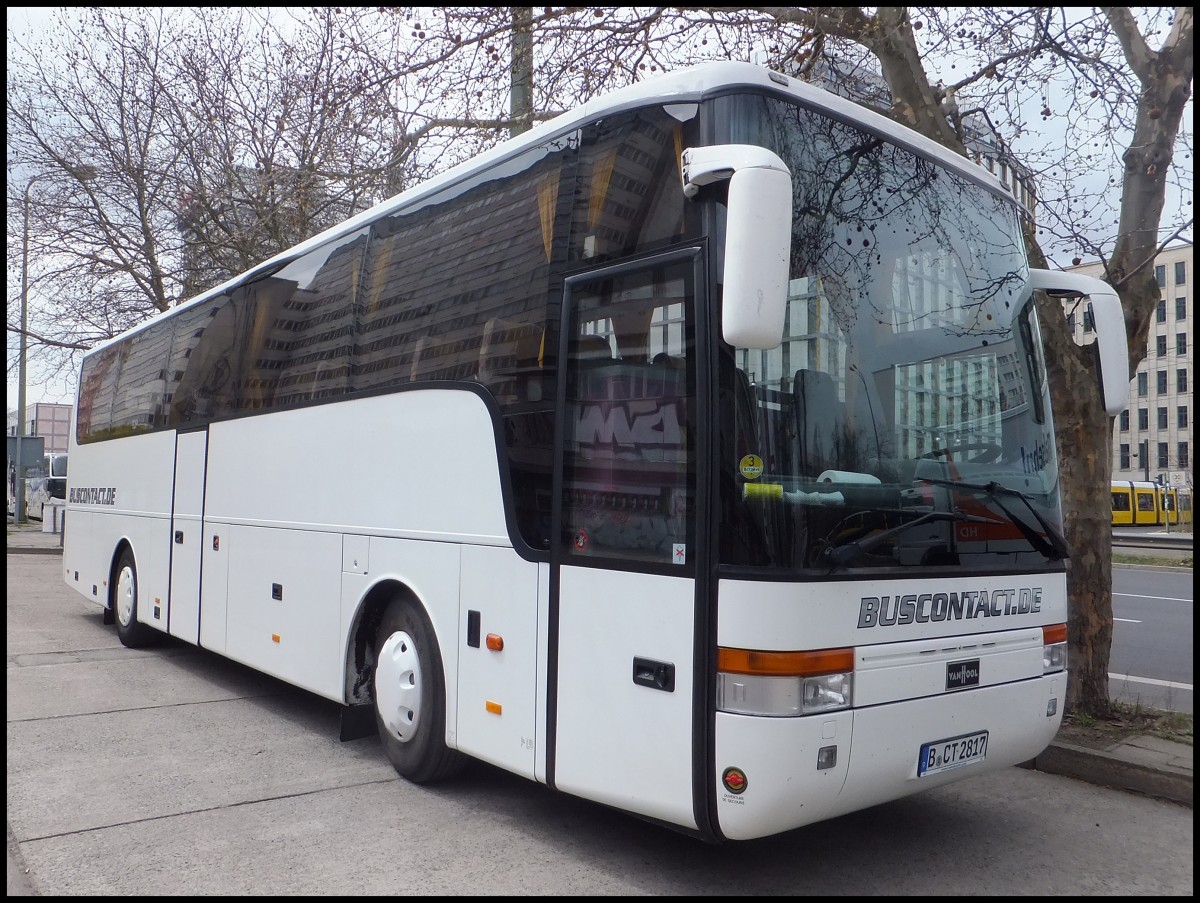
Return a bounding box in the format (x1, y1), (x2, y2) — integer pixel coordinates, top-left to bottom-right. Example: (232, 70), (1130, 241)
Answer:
(1110, 565), (1193, 713)
(6, 553), (1193, 895)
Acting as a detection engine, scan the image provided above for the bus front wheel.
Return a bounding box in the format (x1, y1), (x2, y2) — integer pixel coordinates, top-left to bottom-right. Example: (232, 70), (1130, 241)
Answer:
(113, 548), (154, 648)
(373, 598), (464, 784)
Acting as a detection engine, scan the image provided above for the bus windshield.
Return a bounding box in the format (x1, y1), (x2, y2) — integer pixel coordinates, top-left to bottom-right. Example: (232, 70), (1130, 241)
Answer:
(715, 93), (1062, 573)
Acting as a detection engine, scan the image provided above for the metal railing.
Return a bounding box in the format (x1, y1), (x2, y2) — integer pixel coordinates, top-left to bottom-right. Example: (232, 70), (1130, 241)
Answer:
(1112, 531), (1194, 551)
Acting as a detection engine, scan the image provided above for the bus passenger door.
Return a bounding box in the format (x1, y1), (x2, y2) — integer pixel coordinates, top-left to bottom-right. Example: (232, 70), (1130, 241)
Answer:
(168, 429), (207, 643)
(551, 251), (703, 831)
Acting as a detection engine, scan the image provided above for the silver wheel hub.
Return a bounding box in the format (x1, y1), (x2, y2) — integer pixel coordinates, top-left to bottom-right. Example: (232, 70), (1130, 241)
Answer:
(376, 630), (423, 742)
(116, 565), (136, 627)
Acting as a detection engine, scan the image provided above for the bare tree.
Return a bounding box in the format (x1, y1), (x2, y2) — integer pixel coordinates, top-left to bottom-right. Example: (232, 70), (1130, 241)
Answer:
(6, 8), (429, 379)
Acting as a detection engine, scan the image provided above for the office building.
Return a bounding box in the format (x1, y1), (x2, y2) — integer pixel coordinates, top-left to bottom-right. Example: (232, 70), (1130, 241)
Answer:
(1066, 241), (1193, 488)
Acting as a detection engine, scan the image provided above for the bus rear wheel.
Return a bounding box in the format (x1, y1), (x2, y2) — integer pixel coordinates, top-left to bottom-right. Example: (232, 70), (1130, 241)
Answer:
(113, 548), (155, 648)
(373, 598), (464, 784)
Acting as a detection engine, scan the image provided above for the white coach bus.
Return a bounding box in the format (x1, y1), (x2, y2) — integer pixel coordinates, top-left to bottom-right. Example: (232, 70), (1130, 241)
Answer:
(63, 62), (1127, 841)
(25, 452), (68, 521)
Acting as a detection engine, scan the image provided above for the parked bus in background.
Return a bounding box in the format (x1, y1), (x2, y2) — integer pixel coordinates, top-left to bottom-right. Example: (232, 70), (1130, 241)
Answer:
(1110, 480), (1191, 526)
(25, 452), (68, 521)
(63, 62), (1128, 842)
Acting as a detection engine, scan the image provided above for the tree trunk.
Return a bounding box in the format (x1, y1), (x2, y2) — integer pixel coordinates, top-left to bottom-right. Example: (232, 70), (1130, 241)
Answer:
(1033, 285), (1114, 716)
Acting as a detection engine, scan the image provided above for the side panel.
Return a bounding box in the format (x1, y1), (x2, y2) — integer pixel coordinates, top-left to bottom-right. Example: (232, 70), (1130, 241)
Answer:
(554, 567), (697, 829)
(201, 390), (508, 543)
(223, 525), (343, 698)
(199, 518), (231, 654)
(534, 562), (551, 784)
(128, 519), (168, 634)
(456, 546), (539, 778)
(62, 430), (175, 625)
(167, 431), (207, 643)
(63, 508), (99, 603)
(196, 390), (509, 709)
(365, 537), (463, 738)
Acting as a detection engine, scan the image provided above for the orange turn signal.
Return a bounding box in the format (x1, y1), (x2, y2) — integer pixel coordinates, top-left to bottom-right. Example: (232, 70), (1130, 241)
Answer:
(717, 646), (854, 677)
(1042, 623), (1068, 645)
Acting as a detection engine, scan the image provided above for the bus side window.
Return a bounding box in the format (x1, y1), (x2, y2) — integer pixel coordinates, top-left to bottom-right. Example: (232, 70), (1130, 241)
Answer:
(732, 367), (761, 462)
(410, 337), (434, 382)
(478, 318), (545, 403)
(794, 369), (843, 478)
(570, 333), (615, 366)
(567, 360), (689, 560)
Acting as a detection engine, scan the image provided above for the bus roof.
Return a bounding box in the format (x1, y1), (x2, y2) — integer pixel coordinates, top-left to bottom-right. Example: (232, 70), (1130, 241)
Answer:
(87, 61), (1014, 355)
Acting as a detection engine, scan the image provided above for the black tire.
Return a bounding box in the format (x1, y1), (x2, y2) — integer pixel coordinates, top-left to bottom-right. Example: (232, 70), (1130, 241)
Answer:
(113, 548), (155, 648)
(373, 597), (464, 784)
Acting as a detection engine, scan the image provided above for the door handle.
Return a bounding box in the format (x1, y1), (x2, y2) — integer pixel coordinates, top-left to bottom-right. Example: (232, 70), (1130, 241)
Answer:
(632, 657), (675, 692)
(174, 530), (184, 544)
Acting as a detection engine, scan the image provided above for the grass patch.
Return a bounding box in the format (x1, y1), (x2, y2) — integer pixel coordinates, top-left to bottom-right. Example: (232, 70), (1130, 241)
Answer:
(1058, 700), (1193, 749)
(1111, 553), (1192, 568)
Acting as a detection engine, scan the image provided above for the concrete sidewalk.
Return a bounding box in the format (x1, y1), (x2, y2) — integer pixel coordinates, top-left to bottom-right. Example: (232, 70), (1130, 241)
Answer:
(6, 521), (64, 554)
(7, 520), (1191, 809)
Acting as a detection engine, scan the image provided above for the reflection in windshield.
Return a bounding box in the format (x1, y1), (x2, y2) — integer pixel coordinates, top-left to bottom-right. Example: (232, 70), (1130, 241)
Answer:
(715, 94), (1063, 574)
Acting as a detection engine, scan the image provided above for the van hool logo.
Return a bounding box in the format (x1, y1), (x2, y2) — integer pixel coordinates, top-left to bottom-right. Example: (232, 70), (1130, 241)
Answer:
(69, 487), (117, 506)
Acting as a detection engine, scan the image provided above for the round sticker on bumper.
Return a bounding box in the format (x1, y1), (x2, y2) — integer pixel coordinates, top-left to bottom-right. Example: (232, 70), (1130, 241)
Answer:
(722, 766), (748, 795)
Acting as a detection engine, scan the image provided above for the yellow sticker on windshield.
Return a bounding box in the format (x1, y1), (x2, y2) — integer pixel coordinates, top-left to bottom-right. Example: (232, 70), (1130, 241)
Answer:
(738, 454), (764, 480)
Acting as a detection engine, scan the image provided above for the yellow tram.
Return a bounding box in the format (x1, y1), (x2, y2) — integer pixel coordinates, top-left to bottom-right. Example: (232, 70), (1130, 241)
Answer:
(1110, 480), (1192, 526)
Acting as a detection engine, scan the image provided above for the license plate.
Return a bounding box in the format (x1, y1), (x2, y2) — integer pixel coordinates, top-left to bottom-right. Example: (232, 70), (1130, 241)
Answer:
(918, 730), (989, 776)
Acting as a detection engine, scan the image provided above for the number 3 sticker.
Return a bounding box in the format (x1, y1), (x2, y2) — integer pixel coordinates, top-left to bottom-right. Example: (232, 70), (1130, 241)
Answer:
(738, 454), (764, 480)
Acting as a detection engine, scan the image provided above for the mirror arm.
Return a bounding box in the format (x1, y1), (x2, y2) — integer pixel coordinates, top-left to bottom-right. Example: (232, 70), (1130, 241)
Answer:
(682, 144), (793, 350)
(1029, 268), (1129, 416)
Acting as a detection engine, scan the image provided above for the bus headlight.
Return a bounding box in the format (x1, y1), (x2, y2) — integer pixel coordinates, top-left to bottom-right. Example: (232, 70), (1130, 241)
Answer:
(1042, 623), (1068, 674)
(716, 647), (854, 716)
(802, 672), (853, 713)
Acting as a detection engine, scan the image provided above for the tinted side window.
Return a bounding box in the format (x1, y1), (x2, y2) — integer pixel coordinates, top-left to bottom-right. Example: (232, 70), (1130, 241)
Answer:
(356, 144), (568, 394)
(168, 295), (231, 428)
(562, 255), (697, 568)
(76, 345), (122, 443)
(109, 319), (174, 436)
(354, 141), (579, 550)
(568, 107), (697, 265)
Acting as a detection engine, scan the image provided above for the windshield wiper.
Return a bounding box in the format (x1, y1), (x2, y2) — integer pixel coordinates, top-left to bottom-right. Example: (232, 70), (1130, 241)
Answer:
(915, 477), (1070, 561)
(822, 508), (999, 569)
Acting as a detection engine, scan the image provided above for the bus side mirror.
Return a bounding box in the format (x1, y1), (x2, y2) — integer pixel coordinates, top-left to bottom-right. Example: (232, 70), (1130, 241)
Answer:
(682, 144), (792, 349)
(1029, 268), (1129, 416)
